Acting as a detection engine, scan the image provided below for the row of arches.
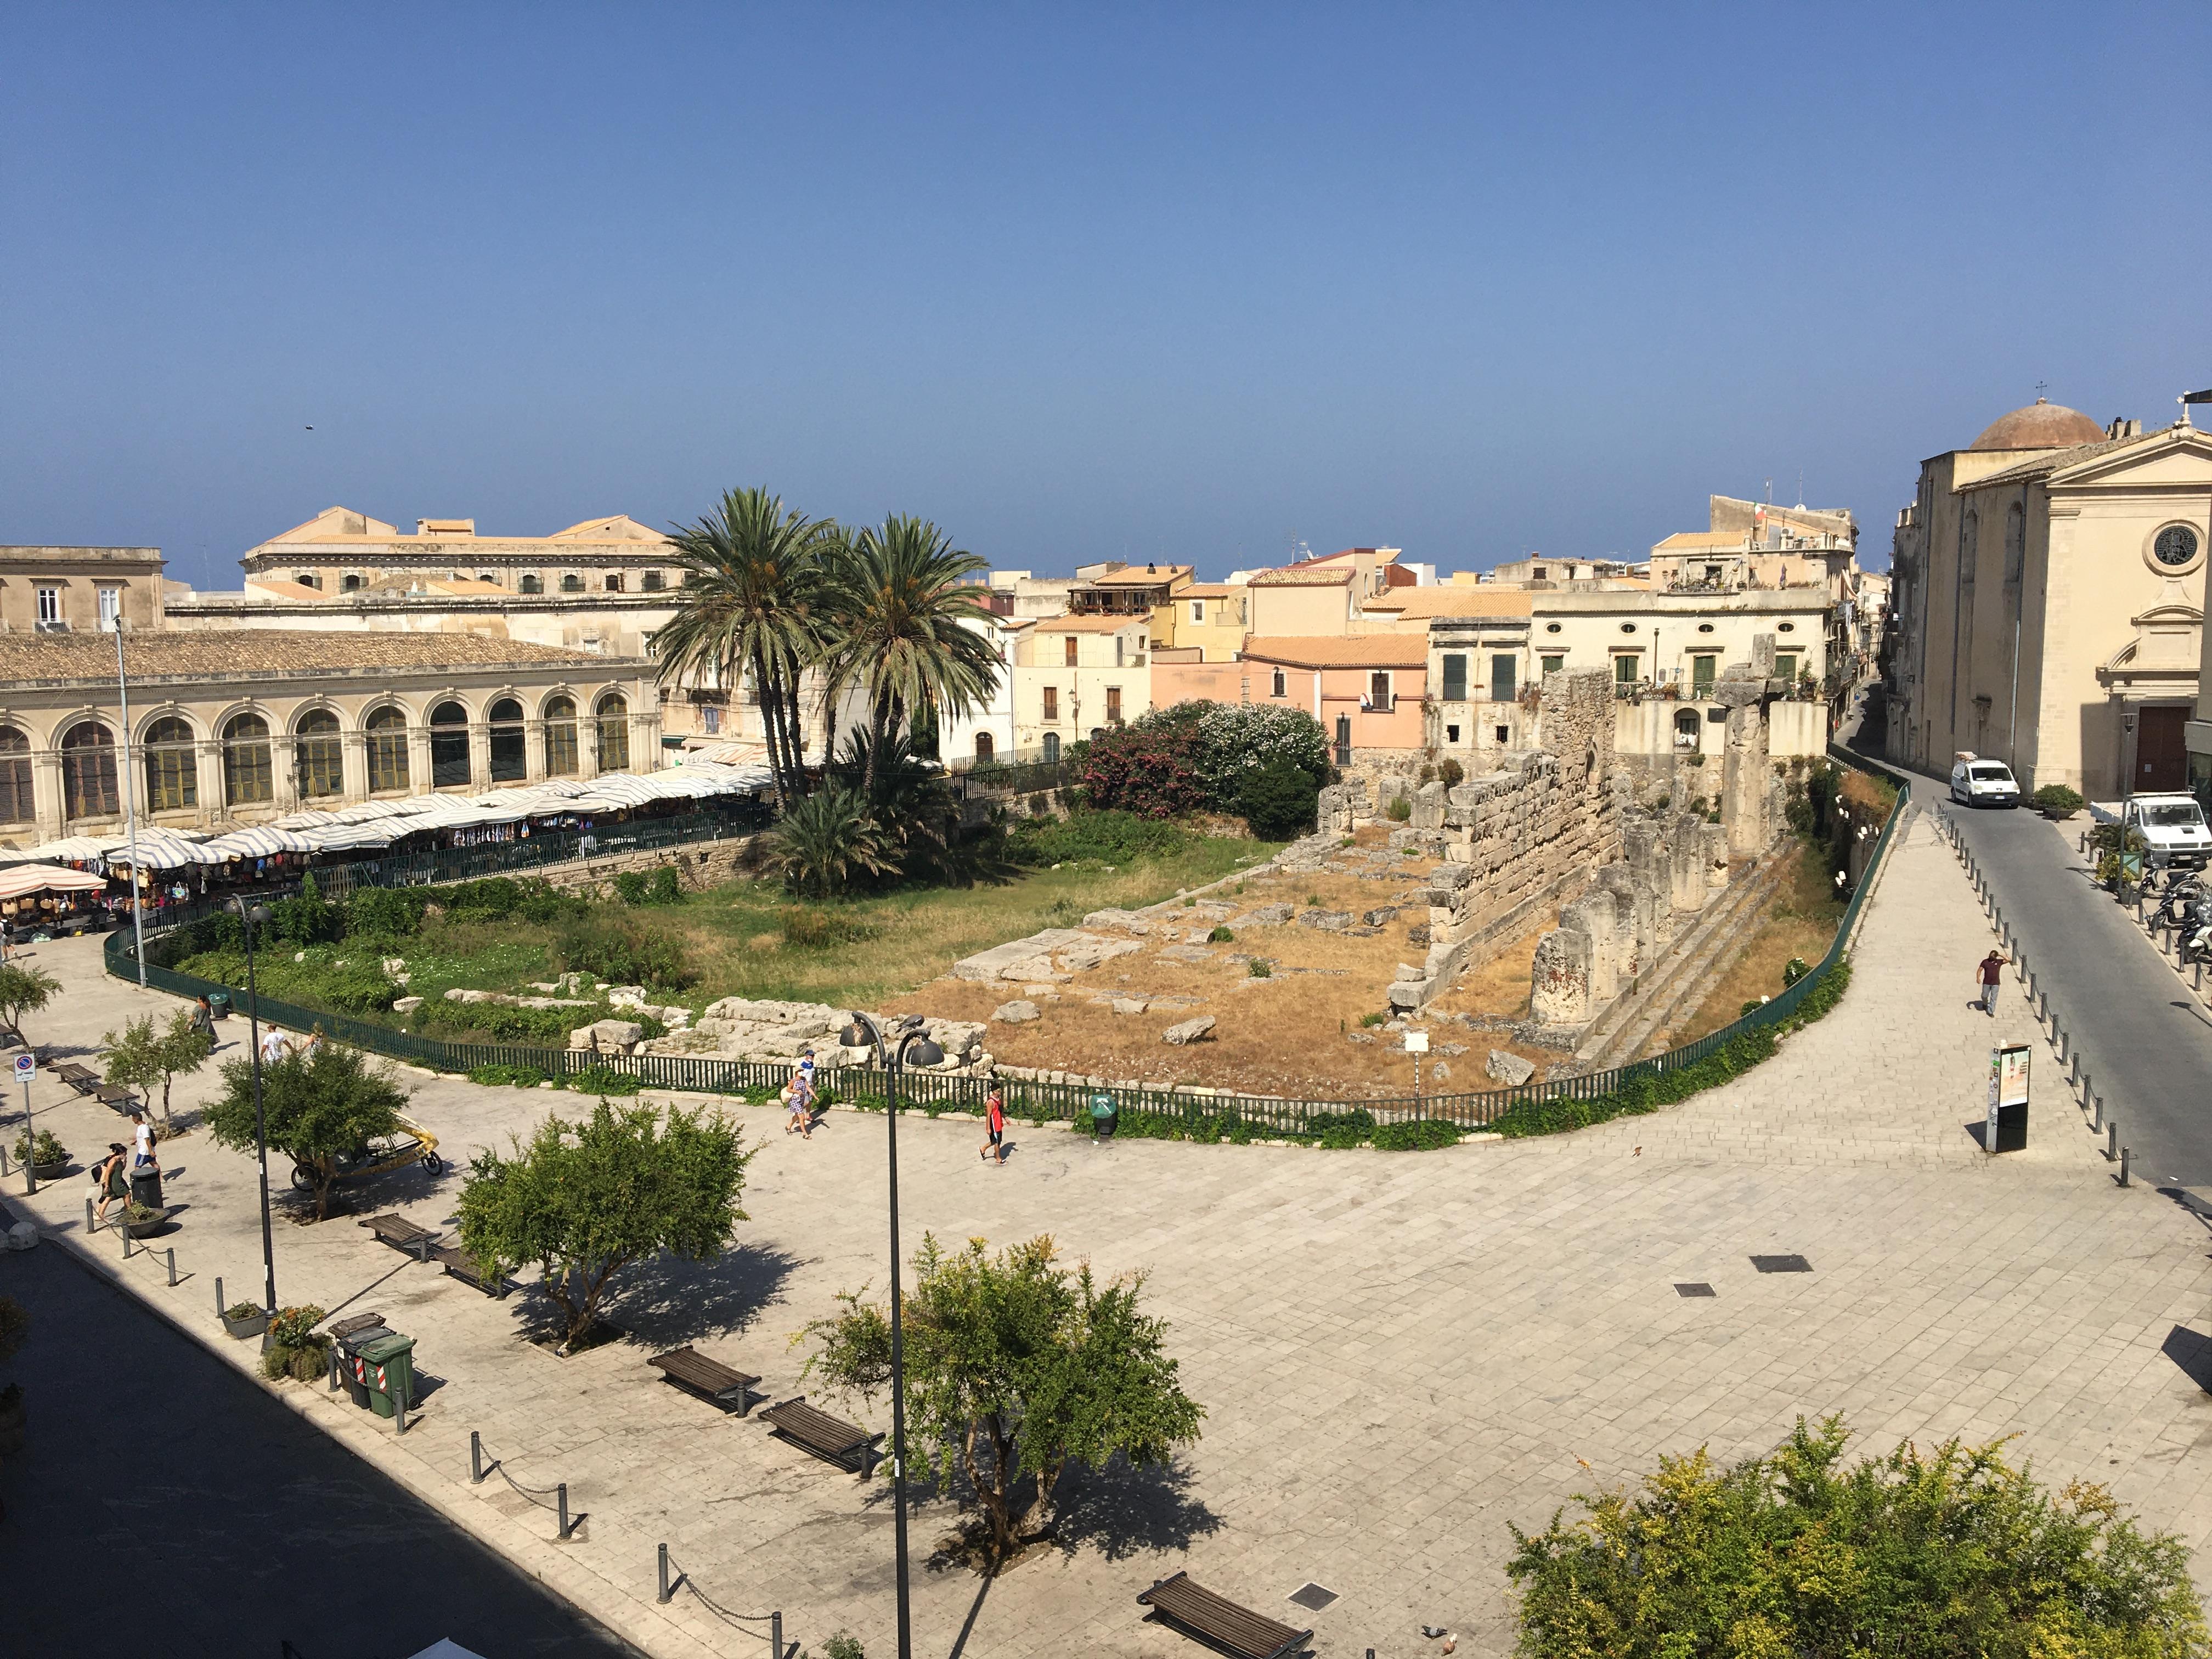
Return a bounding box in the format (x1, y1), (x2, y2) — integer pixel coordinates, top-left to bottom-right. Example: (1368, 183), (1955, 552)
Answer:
(0, 693), (633, 823)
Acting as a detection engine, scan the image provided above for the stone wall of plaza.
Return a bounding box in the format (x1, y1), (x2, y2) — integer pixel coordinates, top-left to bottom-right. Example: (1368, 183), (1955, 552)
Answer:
(0, 632), (658, 845)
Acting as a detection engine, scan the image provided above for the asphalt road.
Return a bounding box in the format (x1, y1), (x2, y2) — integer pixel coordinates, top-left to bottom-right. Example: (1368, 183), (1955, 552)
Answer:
(1921, 786), (2212, 1190)
(0, 1222), (639, 1659)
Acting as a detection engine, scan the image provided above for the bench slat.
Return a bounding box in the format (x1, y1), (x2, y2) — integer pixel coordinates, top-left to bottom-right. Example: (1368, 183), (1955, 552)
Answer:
(1138, 1574), (1310, 1659)
(761, 1396), (881, 1475)
(432, 1245), (509, 1297)
(650, 1346), (759, 1399)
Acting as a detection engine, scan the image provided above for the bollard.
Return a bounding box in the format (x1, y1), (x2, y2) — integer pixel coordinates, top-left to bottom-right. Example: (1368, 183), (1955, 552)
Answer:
(89, 1197), (98, 1235)
(471, 1431), (485, 1484)
(2120, 1146), (2131, 1187)
(2069, 1051), (2081, 1088)
(166, 1246), (176, 1288)
(658, 1542), (674, 1604)
(2094, 1094), (2104, 1131)
(557, 1483), (574, 1541)
(2108, 1121), (2119, 1161)
(772, 1613), (783, 1659)
(2197, 961), (2204, 992)
(121, 1209), (132, 1259)
(215, 1275), (223, 1318)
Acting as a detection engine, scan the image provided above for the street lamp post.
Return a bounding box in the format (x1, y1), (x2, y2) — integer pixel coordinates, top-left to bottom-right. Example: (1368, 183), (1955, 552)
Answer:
(835, 1009), (944, 1659)
(232, 898), (278, 1314)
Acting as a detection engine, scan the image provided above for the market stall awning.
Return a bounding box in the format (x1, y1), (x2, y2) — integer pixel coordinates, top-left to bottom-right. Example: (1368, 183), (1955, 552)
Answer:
(0, 865), (109, 901)
(200, 827), (316, 859)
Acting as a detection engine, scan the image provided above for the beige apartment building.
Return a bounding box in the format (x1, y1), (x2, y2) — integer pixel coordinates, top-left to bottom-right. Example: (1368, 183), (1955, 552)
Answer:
(1010, 614), (1151, 760)
(1885, 400), (2212, 796)
(0, 546), (167, 635)
(0, 629), (654, 844)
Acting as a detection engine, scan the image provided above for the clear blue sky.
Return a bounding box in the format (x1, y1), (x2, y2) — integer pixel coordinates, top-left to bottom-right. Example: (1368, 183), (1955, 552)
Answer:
(6, 3), (2208, 591)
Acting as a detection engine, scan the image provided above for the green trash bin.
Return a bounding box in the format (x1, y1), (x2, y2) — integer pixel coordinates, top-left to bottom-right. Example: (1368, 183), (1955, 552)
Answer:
(1088, 1090), (1119, 1142)
(207, 991), (232, 1019)
(356, 1331), (416, 1419)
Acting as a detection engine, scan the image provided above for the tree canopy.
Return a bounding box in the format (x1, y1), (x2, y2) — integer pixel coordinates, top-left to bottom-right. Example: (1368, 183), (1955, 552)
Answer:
(1506, 1414), (2208, 1657)
(0, 963), (60, 1045)
(804, 1232), (1204, 1565)
(102, 1008), (212, 1127)
(456, 1099), (750, 1350)
(205, 1042), (409, 1220)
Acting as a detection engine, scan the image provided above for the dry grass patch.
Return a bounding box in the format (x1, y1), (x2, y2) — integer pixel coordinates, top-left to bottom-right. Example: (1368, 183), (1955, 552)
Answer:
(1661, 842), (1845, 1048)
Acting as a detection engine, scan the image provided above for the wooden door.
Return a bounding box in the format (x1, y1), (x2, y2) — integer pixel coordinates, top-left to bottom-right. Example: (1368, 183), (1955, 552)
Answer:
(2137, 704), (2188, 792)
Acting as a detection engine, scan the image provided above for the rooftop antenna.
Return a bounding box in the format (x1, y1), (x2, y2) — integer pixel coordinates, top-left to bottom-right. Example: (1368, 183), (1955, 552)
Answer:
(1797, 470), (1804, 509)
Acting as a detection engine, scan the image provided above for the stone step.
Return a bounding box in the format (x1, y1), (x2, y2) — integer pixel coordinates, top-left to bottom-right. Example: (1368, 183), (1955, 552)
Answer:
(1571, 860), (1769, 1060)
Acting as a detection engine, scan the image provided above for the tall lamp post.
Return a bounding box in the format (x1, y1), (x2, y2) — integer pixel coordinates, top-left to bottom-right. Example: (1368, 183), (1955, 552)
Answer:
(834, 1009), (944, 1659)
(232, 898), (278, 1314)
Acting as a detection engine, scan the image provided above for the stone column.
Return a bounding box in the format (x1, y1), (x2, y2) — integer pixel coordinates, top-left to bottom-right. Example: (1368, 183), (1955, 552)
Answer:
(341, 731), (370, 805)
(524, 720), (548, 783)
(194, 741), (225, 828)
(272, 736), (301, 815)
(32, 750), (66, 842)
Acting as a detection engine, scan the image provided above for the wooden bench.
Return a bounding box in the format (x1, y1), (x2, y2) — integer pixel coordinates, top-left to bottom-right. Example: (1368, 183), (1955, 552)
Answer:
(432, 1244), (510, 1298)
(358, 1212), (437, 1260)
(92, 1086), (137, 1114)
(760, 1396), (882, 1477)
(1137, 1573), (1311, 1659)
(52, 1063), (98, 1093)
(648, 1346), (760, 1414)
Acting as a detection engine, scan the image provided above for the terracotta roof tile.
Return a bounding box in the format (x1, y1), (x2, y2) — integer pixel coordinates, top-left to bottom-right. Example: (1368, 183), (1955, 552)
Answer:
(1037, 614), (1150, 633)
(1249, 565), (1353, 587)
(0, 630), (627, 685)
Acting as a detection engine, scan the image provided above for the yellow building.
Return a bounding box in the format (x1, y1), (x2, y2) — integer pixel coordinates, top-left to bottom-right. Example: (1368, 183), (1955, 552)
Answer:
(1150, 582), (1249, 661)
(1885, 400), (2212, 796)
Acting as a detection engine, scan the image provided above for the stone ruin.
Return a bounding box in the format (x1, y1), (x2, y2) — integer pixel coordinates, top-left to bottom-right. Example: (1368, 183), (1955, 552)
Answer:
(1522, 634), (1791, 1031)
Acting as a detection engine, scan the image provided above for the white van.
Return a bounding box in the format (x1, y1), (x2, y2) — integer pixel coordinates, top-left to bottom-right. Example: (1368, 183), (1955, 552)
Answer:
(2121, 792), (2211, 869)
(1949, 754), (2020, 808)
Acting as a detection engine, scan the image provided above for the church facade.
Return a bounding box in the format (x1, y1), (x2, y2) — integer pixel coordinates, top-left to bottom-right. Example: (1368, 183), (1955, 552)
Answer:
(1884, 399), (2212, 799)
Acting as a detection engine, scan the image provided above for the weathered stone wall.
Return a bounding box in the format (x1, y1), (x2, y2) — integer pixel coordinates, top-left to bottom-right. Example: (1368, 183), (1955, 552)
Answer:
(529, 834), (771, 899)
(1387, 670), (1623, 1010)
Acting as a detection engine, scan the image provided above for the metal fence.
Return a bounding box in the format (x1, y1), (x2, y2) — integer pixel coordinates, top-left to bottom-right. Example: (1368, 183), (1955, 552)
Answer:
(107, 754), (1907, 1138)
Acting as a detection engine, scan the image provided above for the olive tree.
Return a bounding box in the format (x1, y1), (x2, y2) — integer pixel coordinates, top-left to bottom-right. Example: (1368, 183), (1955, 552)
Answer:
(0, 964), (60, 1048)
(804, 1233), (1204, 1565)
(457, 1099), (749, 1351)
(102, 1009), (213, 1127)
(206, 1043), (408, 1220)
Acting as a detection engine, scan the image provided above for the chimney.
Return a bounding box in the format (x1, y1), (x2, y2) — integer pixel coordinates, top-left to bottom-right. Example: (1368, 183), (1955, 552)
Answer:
(2106, 417), (2141, 440)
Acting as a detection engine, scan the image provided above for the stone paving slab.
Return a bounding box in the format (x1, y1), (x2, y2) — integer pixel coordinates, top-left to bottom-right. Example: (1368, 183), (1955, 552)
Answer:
(12, 813), (2212, 1657)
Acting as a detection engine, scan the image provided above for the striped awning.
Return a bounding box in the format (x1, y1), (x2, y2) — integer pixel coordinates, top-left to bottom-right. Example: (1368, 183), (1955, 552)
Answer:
(200, 827), (316, 859)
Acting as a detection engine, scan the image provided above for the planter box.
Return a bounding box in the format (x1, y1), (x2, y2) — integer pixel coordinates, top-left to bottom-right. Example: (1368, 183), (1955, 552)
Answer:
(30, 1161), (69, 1182)
(122, 1215), (168, 1239)
(222, 1310), (270, 1340)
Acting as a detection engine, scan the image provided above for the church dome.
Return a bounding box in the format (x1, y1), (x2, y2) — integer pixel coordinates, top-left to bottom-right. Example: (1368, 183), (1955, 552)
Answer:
(1968, 398), (2106, 451)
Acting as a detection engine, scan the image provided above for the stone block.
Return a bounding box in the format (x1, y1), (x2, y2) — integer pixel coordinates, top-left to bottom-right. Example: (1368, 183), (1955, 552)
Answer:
(1160, 1015), (1216, 1046)
(1296, 909), (1352, 932)
(1111, 998), (1150, 1015)
(1530, 927), (1592, 1026)
(1361, 906), (1399, 926)
(1486, 1048), (1536, 1087)
(1082, 909), (1152, 934)
(392, 996), (424, 1014)
(992, 1000), (1041, 1023)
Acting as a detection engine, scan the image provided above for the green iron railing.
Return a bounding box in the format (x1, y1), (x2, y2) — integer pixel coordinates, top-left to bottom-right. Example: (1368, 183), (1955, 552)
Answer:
(108, 754), (1908, 1138)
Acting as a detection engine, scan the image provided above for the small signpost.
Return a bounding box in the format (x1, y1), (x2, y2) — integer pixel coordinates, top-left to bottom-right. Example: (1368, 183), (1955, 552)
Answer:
(16, 1050), (36, 1194)
(1406, 1029), (1429, 1114)
(1986, 1043), (2029, 1153)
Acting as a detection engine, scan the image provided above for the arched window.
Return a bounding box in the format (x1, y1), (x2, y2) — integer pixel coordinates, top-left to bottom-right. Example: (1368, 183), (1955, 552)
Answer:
(429, 699), (471, 788)
(0, 726), (31, 823)
(488, 698), (526, 782)
(143, 716), (198, 811)
(974, 732), (995, 764)
(595, 693), (629, 773)
(518, 574), (543, 596)
(365, 706), (410, 793)
(295, 710), (344, 798)
(223, 713), (273, 805)
(1672, 708), (1700, 751)
(61, 722), (119, 820)
(1041, 732), (1060, 764)
(559, 572), (584, 594)
(544, 695), (579, 776)
(641, 570), (664, 592)
(341, 573), (364, 593)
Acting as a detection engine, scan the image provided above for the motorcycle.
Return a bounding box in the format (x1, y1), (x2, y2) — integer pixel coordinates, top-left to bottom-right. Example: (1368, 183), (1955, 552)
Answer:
(2182, 898), (2212, 966)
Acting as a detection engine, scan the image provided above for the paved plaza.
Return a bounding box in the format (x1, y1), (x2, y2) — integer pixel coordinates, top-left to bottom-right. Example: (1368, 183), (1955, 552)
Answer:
(9, 811), (2212, 1657)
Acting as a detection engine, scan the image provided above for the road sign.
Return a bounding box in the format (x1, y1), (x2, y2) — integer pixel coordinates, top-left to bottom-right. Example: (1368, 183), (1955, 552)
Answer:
(13, 1053), (33, 1079)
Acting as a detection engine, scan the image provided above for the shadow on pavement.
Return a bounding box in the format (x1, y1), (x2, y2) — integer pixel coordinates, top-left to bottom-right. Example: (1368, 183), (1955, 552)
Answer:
(503, 1240), (803, 1350)
(2162, 1325), (2212, 1393)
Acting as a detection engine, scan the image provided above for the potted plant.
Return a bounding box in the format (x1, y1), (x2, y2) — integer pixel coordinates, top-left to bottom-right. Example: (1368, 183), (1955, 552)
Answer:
(2031, 783), (2085, 821)
(222, 1301), (271, 1340)
(121, 1201), (167, 1239)
(11, 1128), (70, 1182)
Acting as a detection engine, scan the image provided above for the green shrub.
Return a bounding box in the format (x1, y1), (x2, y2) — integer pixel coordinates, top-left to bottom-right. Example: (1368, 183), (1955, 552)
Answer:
(1438, 757), (1464, 787)
(1206, 925), (1234, 943)
(345, 886), (427, 941)
(11, 1128), (67, 1166)
(224, 1301), (263, 1322)
(613, 871), (650, 905)
(1386, 796), (1412, 822)
(1359, 1011), (1386, 1028)
(555, 919), (694, 991)
(2033, 783), (2086, 816)
(468, 1063), (550, 1088)
(1508, 1414), (2207, 1655)
(423, 1001), (579, 1045)
(1371, 1119), (1462, 1151)
(1306, 1108), (1375, 1149)
(561, 1064), (644, 1097)
(1247, 958), (1272, 978)
(647, 865), (681, 905)
(1237, 757), (1321, 840)
(1781, 955), (1813, 987)
(440, 877), (580, 925)
(1009, 810), (1187, 866)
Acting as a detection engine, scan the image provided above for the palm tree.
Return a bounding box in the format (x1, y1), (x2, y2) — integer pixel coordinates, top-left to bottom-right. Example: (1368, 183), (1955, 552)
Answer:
(656, 489), (842, 804)
(824, 516), (1001, 791)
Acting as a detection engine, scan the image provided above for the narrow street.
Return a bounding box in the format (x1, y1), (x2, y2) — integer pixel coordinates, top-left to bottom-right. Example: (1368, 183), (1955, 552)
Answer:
(1915, 787), (2212, 1192)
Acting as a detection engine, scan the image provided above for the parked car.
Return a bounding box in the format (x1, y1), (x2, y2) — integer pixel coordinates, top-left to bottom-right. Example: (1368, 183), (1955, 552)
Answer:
(2121, 792), (2212, 870)
(1949, 755), (2020, 808)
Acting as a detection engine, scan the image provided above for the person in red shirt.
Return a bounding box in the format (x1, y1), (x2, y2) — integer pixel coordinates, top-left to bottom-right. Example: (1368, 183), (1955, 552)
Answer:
(979, 1087), (1006, 1167)
(1976, 949), (2008, 1015)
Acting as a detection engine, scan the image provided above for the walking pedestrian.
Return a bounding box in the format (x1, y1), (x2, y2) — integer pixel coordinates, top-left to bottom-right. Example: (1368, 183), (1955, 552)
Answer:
(190, 995), (215, 1042)
(91, 1142), (128, 1226)
(1976, 948), (2008, 1015)
(259, 1024), (290, 1067)
(979, 1087), (1006, 1166)
(128, 1108), (159, 1172)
